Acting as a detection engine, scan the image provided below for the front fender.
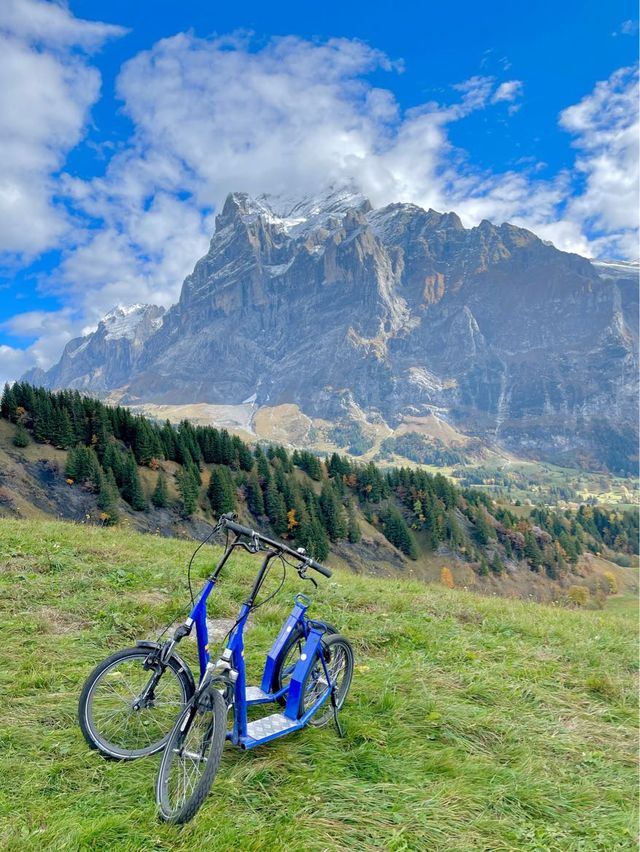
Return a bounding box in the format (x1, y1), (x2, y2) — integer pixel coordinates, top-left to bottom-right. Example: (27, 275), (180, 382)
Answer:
(135, 640), (196, 698)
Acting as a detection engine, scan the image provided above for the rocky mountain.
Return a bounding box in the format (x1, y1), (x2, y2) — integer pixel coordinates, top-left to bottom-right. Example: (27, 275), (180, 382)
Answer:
(24, 304), (165, 394)
(25, 187), (639, 473)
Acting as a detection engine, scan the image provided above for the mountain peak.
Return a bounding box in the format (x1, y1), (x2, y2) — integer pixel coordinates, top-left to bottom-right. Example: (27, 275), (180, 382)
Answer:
(99, 304), (165, 341)
(219, 183), (371, 238)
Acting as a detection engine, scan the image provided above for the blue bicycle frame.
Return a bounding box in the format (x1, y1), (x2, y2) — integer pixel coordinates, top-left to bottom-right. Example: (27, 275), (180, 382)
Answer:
(180, 548), (335, 749)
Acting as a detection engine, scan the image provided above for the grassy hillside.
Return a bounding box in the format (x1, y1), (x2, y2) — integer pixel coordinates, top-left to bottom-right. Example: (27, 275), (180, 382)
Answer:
(0, 519), (637, 851)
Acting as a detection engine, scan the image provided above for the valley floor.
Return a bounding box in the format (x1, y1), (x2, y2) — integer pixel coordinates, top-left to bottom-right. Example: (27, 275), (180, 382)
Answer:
(0, 519), (637, 851)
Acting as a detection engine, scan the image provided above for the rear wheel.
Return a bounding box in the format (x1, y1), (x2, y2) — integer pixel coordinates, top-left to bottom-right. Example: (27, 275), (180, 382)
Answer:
(79, 647), (193, 760)
(156, 688), (227, 824)
(274, 622), (337, 705)
(300, 634), (353, 727)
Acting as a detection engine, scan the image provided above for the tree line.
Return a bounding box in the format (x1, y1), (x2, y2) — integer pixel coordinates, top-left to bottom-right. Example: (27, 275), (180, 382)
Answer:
(2, 382), (636, 573)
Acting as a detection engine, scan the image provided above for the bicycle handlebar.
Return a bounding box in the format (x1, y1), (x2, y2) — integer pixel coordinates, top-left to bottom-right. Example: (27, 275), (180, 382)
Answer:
(218, 513), (332, 578)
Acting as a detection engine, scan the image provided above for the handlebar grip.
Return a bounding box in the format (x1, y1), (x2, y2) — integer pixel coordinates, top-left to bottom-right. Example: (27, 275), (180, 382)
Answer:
(219, 513), (332, 576)
(223, 518), (257, 538)
(308, 559), (332, 578)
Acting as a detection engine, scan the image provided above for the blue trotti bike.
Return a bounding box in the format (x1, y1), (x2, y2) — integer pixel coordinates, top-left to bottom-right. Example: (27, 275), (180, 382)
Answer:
(78, 513), (354, 823)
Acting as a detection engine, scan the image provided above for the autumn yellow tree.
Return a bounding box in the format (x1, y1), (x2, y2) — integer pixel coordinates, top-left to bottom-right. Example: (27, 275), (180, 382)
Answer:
(440, 566), (455, 589)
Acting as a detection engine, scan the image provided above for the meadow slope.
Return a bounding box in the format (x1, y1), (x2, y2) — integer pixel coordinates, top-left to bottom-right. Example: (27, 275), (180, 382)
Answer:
(0, 519), (637, 851)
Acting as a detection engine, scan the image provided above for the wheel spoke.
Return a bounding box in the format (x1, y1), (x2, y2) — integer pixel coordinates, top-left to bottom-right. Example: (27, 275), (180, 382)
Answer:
(86, 651), (187, 757)
(158, 692), (226, 820)
(302, 639), (352, 724)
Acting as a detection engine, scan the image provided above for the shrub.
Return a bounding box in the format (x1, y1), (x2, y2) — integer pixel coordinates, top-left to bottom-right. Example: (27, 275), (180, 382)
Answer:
(12, 424), (30, 448)
(603, 571), (618, 595)
(567, 585), (590, 607)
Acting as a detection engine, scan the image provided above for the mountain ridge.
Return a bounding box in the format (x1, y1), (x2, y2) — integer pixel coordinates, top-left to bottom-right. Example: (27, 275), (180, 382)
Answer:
(23, 187), (639, 474)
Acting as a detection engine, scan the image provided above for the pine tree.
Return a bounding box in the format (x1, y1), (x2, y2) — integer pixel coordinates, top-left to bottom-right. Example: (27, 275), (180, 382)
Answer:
(254, 446), (271, 481)
(97, 469), (120, 524)
(265, 480), (288, 536)
(151, 472), (169, 508)
(134, 420), (155, 465)
(246, 469), (265, 516)
(446, 510), (464, 549)
(310, 516), (330, 561)
(274, 465), (294, 511)
(160, 420), (177, 460)
(296, 511), (329, 561)
(69, 394), (87, 446)
(235, 439), (254, 472)
(474, 508), (493, 545)
(121, 451), (147, 510)
(293, 449), (322, 480)
(327, 452), (351, 479)
(359, 462), (386, 502)
(478, 557), (489, 576)
(176, 466), (198, 516)
(32, 396), (52, 443)
(102, 442), (124, 485)
(64, 446), (80, 480)
(319, 480), (346, 540)
(490, 552), (504, 574)
(1, 383), (17, 420)
(422, 492), (440, 549)
(207, 466), (236, 516)
(217, 430), (235, 466)
(50, 407), (73, 449)
(91, 408), (111, 461)
(65, 446), (101, 486)
(382, 506), (418, 559)
(12, 424), (30, 448)
(347, 501), (361, 543)
(523, 530), (543, 570)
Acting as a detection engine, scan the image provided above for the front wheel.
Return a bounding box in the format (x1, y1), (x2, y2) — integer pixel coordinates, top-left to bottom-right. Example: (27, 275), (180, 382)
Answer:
(300, 634), (354, 727)
(79, 646), (193, 760)
(156, 688), (227, 824)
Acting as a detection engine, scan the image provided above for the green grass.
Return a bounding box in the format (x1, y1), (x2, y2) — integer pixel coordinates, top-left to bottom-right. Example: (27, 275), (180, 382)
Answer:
(600, 594), (639, 617)
(0, 519), (637, 851)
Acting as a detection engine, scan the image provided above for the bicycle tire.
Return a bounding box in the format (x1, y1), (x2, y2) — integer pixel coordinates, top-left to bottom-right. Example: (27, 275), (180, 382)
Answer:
(156, 687), (227, 824)
(299, 633), (354, 727)
(79, 646), (193, 760)
(274, 621), (338, 706)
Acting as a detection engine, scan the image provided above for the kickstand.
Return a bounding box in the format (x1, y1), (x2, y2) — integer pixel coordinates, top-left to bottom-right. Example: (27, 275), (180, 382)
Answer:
(330, 688), (344, 738)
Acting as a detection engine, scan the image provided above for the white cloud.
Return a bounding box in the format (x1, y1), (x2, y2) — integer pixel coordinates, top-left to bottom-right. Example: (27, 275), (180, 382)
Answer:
(492, 79), (523, 103)
(2, 24), (638, 382)
(0, 306), (83, 386)
(559, 65), (639, 258)
(491, 79), (523, 113)
(0, 344), (35, 386)
(613, 19), (639, 36)
(0, 0), (124, 47)
(55, 36), (530, 323)
(0, 0), (124, 256)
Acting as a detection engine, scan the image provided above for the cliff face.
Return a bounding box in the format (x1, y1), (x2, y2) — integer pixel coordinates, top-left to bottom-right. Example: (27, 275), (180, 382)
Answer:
(25, 188), (639, 473)
(23, 304), (165, 393)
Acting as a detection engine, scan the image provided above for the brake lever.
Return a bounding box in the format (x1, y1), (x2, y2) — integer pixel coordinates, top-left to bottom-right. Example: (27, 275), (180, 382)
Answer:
(299, 569), (318, 589)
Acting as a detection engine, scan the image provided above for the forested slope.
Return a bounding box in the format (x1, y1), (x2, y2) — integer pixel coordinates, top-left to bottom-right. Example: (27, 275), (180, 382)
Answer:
(1, 382), (637, 603)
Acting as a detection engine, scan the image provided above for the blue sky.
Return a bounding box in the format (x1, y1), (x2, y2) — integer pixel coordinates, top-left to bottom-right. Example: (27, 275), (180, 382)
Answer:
(0, 0), (638, 383)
